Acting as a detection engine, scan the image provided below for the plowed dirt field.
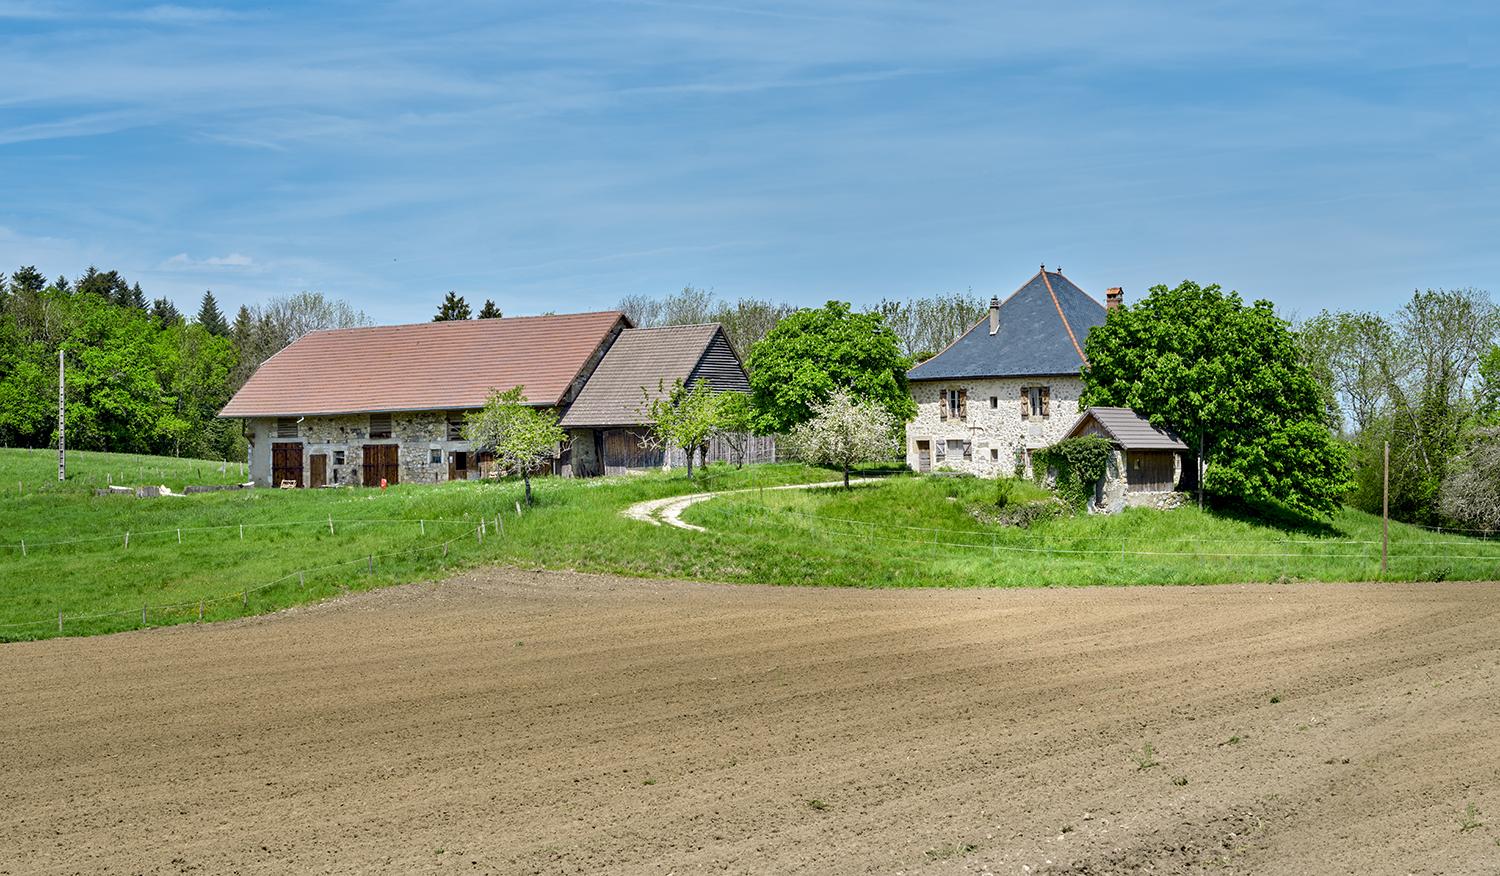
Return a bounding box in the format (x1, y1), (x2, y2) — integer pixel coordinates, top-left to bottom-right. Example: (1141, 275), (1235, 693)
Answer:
(3, 571), (1499, 874)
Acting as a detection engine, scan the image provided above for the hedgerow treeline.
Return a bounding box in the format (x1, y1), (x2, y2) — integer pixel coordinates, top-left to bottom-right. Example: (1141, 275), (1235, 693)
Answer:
(1299, 288), (1500, 527)
(617, 286), (985, 360)
(0, 265), (368, 461)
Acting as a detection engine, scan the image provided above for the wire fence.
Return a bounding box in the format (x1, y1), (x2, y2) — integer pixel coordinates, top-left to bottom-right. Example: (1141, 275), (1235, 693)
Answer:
(1, 514), (486, 555)
(718, 500), (1500, 564)
(0, 509), (524, 639)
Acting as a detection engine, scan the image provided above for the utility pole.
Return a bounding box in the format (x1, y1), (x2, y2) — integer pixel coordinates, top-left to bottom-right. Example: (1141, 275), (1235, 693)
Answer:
(57, 348), (65, 481)
(1381, 440), (1389, 576)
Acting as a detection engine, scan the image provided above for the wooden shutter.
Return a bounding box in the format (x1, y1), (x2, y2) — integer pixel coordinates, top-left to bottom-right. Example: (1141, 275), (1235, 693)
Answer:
(957, 389), (968, 419)
(962, 440), (972, 460)
(370, 413), (392, 439)
(939, 389), (949, 420)
(1041, 386), (1051, 418)
(1020, 387), (1030, 420)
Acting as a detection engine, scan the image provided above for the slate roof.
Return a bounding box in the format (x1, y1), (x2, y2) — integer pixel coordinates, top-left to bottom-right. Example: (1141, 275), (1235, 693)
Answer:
(558, 324), (732, 428)
(907, 269), (1106, 381)
(1065, 407), (1189, 451)
(219, 311), (628, 418)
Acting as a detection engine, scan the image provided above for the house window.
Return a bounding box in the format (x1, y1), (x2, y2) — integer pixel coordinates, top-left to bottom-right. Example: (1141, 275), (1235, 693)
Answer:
(990, 396), (998, 409)
(940, 388), (968, 420)
(1021, 386), (1051, 419)
(446, 413), (466, 441)
(369, 413), (393, 439)
(332, 450), (345, 466)
(947, 439), (965, 459)
(275, 417), (298, 438)
(991, 448), (999, 460)
(429, 449), (443, 464)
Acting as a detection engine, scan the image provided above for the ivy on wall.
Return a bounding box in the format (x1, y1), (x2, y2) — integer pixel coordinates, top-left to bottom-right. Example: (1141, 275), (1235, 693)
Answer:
(1034, 435), (1113, 507)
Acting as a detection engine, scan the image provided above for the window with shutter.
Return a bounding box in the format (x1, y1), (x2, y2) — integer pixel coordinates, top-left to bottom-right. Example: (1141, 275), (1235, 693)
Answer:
(276, 417), (298, 438)
(957, 389), (968, 420)
(939, 389), (949, 421)
(369, 413), (393, 439)
(934, 440), (946, 461)
(1040, 386), (1051, 418)
(1020, 387), (1030, 420)
(962, 440), (972, 460)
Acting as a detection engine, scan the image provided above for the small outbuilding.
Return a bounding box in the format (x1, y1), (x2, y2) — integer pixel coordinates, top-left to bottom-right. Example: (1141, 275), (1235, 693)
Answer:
(1063, 406), (1191, 512)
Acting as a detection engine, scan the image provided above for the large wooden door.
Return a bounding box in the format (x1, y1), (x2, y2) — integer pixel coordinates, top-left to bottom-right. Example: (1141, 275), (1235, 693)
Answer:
(309, 453), (327, 488)
(272, 442), (303, 487)
(448, 450), (468, 481)
(915, 440), (931, 473)
(362, 444), (400, 487)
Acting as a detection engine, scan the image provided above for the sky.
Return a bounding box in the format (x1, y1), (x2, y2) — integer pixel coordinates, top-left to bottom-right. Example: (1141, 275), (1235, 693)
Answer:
(0, 1), (1496, 325)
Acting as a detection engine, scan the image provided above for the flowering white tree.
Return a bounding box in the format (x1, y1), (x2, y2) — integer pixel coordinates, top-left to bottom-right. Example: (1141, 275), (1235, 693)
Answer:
(787, 389), (897, 488)
(461, 385), (566, 506)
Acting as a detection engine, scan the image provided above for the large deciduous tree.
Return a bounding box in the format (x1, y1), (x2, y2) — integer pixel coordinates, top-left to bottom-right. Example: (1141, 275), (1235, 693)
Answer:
(1440, 428), (1500, 530)
(786, 389), (897, 488)
(461, 386), (565, 506)
(1082, 280), (1352, 521)
(746, 301), (914, 434)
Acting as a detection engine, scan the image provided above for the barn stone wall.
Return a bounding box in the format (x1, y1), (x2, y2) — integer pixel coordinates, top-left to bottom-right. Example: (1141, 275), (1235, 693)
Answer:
(903, 376), (1085, 477)
(246, 411), (488, 487)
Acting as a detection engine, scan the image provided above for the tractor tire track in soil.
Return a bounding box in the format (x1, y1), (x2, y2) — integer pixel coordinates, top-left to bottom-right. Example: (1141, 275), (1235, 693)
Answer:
(2, 572), (1499, 874)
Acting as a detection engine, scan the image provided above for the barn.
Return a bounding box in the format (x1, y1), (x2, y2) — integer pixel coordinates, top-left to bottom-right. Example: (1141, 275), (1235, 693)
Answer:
(1062, 406), (1192, 512)
(219, 312), (767, 487)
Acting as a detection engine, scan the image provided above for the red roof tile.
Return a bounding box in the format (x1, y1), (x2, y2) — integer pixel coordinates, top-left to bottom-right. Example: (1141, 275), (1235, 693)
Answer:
(220, 311), (627, 418)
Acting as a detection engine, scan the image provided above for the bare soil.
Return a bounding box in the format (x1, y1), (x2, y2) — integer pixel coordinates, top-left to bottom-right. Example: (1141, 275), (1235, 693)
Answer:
(3, 571), (1499, 875)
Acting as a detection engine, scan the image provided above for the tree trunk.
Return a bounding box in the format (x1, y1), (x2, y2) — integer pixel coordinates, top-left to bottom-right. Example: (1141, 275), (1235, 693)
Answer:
(684, 446), (694, 478)
(844, 463), (850, 489)
(523, 471), (533, 506)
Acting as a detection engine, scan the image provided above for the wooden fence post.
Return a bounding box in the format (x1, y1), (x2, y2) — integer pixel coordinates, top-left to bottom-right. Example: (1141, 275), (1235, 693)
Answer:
(1381, 441), (1389, 576)
(328, 515), (334, 535)
(141, 603), (147, 626)
(124, 531), (130, 549)
(299, 571), (305, 589)
(367, 554), (373, 574)
(419, 519), (425, 536)
(57, 611), (62, 633)
(19, 539), (24, 557)
(239, 524), (244, 541)
(242, 590), (247, 609)
(198, 600), (203, 621)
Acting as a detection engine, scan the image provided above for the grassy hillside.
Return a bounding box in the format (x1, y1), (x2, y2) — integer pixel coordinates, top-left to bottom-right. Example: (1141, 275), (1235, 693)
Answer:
(1, 448), (1496, 641)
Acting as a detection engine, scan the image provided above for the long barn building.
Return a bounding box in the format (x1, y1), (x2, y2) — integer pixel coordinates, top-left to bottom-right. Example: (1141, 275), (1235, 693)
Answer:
(219, 312), (771, 487)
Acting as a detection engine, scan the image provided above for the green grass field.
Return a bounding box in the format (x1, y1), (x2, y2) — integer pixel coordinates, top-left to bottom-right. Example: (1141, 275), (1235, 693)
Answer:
(1, 448), (1496, 641)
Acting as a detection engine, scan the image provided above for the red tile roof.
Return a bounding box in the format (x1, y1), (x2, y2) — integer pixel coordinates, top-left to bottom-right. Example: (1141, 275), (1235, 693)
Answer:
(219, 311), (628, 417)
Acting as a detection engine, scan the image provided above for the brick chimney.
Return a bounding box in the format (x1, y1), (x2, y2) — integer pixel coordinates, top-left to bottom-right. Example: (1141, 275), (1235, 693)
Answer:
(988, 296), (1000, 335)
(1106, 287), (1123, 312)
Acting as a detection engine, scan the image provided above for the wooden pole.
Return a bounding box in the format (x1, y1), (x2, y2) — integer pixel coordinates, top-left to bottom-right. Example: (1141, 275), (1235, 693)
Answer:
(58, 611), (62, 633)
(57, 349), (65, 481)
(1381, 440), (1389, 576)
(1197, 432), (1204, 511)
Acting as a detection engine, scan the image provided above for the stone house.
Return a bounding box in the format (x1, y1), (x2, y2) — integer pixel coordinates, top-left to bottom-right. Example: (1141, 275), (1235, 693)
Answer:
(904, 267), (1116, 476)
(1062, 406), (1192, 513)
(219, 312), (764, 487)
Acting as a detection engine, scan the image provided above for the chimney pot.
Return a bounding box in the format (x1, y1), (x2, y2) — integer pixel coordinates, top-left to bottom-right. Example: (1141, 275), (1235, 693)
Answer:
(1106, 287), (1124, 312)
(988, 296), (1000, 335)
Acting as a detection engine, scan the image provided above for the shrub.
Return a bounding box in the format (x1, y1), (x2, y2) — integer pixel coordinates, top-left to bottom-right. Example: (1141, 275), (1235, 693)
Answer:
(1035, 436), (1113, 508)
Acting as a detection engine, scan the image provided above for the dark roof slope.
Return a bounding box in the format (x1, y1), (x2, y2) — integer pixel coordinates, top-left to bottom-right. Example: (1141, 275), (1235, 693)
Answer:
(1065, 407), (1189, 451)
(907, 269), (1105, 381)
(559, 324), (745, 428)
(220, 311), (628, 417)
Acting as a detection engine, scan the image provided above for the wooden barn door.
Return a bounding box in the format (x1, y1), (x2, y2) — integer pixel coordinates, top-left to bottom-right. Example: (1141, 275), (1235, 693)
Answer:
(1126, 451), (1174, 492)
(271, 442), (303, 487)
(362, 445), (399, 487)
(309, 453), (327, 488)
(915, 440), (931, 473)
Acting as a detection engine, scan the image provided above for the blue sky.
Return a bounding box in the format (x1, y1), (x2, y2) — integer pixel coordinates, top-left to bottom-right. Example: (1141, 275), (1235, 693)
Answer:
(0, 1), (1495, 324)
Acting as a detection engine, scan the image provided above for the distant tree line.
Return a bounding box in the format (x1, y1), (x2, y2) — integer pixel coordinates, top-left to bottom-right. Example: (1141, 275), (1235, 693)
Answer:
(1299, 288), (1500, 527)
(0, 265), (369, 462)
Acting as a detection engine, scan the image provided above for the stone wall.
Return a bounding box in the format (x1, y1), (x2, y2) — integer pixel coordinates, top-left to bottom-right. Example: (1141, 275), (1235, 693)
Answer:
(904, 377), (1085, 477)
(246, 411), (490, 487)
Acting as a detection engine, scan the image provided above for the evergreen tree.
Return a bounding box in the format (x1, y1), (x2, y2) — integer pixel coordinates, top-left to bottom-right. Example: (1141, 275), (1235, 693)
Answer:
(53, 275), (71, 294)
(128, 282), (147, 310)
(150, 297), (182, 327)
(478, 299), (502, 319)
(196, 290), (230, 336)
(433, 291), (472, 321)
(9, 265), (46, 295)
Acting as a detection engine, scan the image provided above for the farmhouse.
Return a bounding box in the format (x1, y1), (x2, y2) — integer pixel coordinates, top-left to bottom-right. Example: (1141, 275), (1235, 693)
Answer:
(1063, 406), (1192, 512)
(219, 312), (763, 487)
(904, 266), (1113, 476)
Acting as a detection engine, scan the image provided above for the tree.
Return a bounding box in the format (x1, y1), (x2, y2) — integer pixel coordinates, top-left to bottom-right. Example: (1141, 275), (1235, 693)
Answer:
(1478, 344), (1500, 425)
(786, 389), (897, 488)
(870, 292), (985, 360)
(195, 290), (228, 336)
(1440, 429), (1500, 530)
(254, 291), (370, 353)
(433, 291), (471, 321)
(746, 301), (914, 434)
(643, 378), (720, 477)
(460, 386), (566, 506)
(127, 282), (147, 311)
(477, 299), (502, 319)
(712, 390), (756, 467)
(1082, 280), (1353, 521)
(8, 265), (46, 296)
(150, 297), (182, 328)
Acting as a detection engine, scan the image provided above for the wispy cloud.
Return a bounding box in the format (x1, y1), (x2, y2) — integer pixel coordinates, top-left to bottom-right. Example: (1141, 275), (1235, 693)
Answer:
(161, 252), (255, 269)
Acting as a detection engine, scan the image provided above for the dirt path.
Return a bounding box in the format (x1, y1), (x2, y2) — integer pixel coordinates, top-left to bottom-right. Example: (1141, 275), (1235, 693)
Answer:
(3, 572), (1499, 874)
(622, 478), (878, 531)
